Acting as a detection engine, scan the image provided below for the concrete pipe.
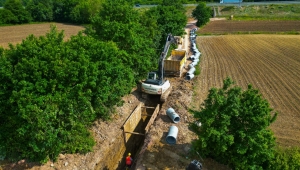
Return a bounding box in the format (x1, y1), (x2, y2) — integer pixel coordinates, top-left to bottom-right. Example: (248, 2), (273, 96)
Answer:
(189, 63), (197, 69)
(166, 108), (180, 123)
(166, 126), (178, 145)
(189, 55), (195, 60)
(187, 67), (196, 76)
(186, 73), (195, 80)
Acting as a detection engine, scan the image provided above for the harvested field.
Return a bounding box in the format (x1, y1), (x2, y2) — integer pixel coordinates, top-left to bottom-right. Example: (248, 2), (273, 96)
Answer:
(195, 34), (300, 147)
(0, 23), (85, 49)
(198, 20), (300, 34)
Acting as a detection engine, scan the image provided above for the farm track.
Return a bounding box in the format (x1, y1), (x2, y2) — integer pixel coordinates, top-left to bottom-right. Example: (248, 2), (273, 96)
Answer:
(197, 34), (300, 147)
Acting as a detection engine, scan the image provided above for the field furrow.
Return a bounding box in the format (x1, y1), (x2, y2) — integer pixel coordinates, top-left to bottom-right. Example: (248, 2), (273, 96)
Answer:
(196, 34), (300, 147)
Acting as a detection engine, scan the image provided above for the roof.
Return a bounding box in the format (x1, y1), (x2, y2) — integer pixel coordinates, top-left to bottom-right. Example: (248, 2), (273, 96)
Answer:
(220, 0), (243, 3)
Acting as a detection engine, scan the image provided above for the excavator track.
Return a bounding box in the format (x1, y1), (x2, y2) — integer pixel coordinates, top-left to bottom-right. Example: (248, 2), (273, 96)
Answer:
(160, 86), (172, 102)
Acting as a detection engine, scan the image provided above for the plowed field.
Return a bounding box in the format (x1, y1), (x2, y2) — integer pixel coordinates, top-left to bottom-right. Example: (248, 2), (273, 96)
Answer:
(196, 34), (300, 147)
(198, 20), (300, 34)
(0, 23), (85, 49)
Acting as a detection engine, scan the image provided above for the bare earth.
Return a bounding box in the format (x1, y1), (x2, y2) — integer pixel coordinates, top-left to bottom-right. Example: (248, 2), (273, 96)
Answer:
(0, 23), (85, 49)
(1, 20), (300, 170)
(198, 20), (300, 34)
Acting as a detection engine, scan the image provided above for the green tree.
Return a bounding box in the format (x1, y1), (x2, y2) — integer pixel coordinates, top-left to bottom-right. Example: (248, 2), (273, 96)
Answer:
(52, 0), (77, 22)
(69, 0), (103, 24)
(0, 8), (18, 24)
(4, 0), (31, 24)
(0, 26), (135, 163)
(192, 2), (211, 27)
(147, 0), (187, 48)
(266, 147), (300, 170)
(88, 0), (157, 81)
(191, 77), (278, 169)
(26, 0), (54, 22)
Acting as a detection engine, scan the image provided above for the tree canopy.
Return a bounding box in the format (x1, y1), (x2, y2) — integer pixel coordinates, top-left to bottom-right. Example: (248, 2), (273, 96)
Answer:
(87, 0), (158, 81)
(0, 26), (135, 162)
(147, 0), (187, 48)
(191, 77), (278, 169)
(192, 2), (211, 27)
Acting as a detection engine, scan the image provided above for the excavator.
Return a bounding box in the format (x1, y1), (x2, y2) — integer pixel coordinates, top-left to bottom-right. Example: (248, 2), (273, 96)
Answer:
(141, 33), (181, 102)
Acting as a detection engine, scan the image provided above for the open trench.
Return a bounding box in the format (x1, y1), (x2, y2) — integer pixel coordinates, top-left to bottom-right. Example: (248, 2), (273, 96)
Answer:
(94, 95), (163, 170)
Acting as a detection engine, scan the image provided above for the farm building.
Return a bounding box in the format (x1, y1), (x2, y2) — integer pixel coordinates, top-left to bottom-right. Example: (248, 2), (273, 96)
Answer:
(220, 0), (242, 3)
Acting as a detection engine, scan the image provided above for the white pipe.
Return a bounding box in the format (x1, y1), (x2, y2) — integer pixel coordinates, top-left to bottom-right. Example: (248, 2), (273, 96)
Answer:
(166, 126), (178, 145)
(187, 67), (196, 76)
(186, 74), (195, 80)
(166, 108), (180, 123)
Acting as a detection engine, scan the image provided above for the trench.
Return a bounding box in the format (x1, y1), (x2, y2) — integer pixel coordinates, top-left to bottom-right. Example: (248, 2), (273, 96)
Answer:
(95, 95), (162, 170)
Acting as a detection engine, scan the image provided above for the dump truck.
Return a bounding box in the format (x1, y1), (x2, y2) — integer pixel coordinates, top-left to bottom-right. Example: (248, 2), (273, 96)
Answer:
(164, 49), (187, 77)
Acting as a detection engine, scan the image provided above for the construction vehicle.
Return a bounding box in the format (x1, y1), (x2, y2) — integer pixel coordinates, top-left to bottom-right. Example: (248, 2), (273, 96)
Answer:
(186, 160), (202, 170)
(140, 33), (181, 102)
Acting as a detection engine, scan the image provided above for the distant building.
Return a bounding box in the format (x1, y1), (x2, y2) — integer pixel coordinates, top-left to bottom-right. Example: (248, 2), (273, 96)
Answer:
(220, 0), (242, 3)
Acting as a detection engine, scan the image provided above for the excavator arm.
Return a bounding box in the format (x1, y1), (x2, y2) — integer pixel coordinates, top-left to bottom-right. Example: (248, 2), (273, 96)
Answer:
(157, 33), (179, 83)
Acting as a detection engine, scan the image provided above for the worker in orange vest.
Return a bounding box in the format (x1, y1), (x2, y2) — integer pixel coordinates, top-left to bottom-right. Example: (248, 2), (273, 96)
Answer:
(126, 153), (133, 168)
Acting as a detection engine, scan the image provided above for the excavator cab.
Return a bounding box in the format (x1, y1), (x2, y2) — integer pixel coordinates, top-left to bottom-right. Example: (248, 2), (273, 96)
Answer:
(144, 71), (164, 85)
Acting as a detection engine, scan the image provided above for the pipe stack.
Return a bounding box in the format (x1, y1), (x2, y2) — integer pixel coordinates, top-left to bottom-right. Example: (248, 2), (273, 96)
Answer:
(187, 28), (201, 80)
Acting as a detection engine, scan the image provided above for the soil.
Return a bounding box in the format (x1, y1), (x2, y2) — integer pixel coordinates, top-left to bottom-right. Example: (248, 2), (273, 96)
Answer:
(0, 23), (85, 49)
(197, 20), (300, 34)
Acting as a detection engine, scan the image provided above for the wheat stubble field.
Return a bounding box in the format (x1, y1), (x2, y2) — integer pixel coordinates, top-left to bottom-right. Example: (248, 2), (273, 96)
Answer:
(195, 34), (300, 147)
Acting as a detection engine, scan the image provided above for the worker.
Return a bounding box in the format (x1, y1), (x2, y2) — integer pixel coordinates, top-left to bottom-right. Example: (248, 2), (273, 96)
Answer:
(126, 153), (133, 168)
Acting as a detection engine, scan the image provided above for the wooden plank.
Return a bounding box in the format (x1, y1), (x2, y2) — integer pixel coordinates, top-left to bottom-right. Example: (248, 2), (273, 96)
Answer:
(145, 104), (160, 133)
(141, 106), (155, 109)
(122, 103), (142, 142)
(124, 131), (145, 136)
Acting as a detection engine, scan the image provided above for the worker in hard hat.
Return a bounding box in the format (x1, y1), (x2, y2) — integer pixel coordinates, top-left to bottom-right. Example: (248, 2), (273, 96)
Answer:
(126, 153), (133, 168)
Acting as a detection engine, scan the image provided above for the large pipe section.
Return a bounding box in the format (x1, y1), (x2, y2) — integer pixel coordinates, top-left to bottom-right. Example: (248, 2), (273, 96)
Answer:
(166, 108), (180, 123)
(166, 126), (178, 145)
(186, 73), (195, 80)
(187, 67), (196, 76)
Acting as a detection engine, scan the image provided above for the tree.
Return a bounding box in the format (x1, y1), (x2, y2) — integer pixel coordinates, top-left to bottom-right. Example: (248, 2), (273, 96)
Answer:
(88, 0), (157, 81)
(0, 25), (135, 163)
(4, 0), (32, 24)
(191, 77), (278, 169)
(147, 0), (187, 49)
(192, 2), (211, 27)
(0, 8), (18, 24)
(26, 0), (54, 22)
(69, 0), (103, 24)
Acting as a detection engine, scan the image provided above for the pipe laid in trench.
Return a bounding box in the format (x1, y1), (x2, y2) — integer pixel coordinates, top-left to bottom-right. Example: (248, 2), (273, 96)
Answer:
(166, 126), (178, 145)
(166, 108), (180, 123)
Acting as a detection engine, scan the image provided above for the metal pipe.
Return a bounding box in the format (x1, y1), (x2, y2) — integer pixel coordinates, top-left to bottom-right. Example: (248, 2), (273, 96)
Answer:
(166, 126), (178, 145)
(186, 73), (195, 80)
(166, 108), (180, 123)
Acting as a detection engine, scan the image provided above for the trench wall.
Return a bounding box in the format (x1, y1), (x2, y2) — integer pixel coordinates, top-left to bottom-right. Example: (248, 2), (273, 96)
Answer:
(95, 103), (159, 170)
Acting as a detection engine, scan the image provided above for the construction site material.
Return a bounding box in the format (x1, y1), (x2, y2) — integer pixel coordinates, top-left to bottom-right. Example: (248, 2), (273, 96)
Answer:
(186, 73), (195, 80)
(166, 108), (180, 123)
(166, 126), (178, 145)
(187, 67), (196, 76)
(164, 49), (187, 77)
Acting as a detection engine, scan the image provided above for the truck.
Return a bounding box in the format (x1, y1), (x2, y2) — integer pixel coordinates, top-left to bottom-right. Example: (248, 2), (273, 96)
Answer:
(140, 33), (181, 102)
(164, 49), (187, 77)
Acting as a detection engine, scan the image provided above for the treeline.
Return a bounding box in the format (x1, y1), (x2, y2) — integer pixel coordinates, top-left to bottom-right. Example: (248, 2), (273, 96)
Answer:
(0, 0), (104, 24)
(0, 0), (187, 163)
